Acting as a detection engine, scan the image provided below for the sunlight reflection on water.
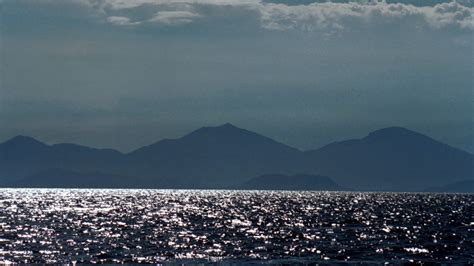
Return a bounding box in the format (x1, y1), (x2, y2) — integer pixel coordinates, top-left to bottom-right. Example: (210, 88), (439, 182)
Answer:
(0, 189), (472, 264)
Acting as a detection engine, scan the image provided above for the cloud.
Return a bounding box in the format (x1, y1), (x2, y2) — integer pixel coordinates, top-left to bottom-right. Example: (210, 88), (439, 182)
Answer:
(259, 2), (474, 32)
(149, 10), (201, 24)
(426, 2), (474, 29)
(100, 0), (259, 10)
(95, 0), (473, 33)
(106, 16), (141, 25)
(6, 0), (472, 32)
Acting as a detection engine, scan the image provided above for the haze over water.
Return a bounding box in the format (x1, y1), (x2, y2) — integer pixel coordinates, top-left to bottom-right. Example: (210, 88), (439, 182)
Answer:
(0, 189), (472, 264)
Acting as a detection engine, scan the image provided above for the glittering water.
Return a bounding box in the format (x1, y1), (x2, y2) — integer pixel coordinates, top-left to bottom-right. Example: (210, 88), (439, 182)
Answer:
(0, 189), (472, 264)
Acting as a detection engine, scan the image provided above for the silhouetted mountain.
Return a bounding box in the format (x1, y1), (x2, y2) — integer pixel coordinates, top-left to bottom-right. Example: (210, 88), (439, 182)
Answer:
(0, 124), (472, 191)
(304, 127), (474, 191)
(126, 123), (303, 187)
(0, 136), (124, 185)
(0, 135), (48, 160)
(8, 168), (140, 188)
(424, 180), (474, 193)
(241, 174), (343, 191)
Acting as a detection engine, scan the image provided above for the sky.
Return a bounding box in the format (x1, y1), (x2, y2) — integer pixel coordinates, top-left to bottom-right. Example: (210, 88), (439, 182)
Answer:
(0, 0), (473, 152)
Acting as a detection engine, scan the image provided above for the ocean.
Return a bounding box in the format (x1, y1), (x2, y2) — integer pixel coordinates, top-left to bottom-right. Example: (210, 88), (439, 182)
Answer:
(0, 189), (472, 264)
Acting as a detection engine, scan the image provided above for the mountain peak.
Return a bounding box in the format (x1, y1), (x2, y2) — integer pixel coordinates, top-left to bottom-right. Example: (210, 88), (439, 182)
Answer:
(130, 122), (300, 160)
(203, 123), (240, 131)
(366, 126), (427, 141)
(2, 135), (46, 147)
(186, 123), (245, 138)
(218, 123), (237, 128)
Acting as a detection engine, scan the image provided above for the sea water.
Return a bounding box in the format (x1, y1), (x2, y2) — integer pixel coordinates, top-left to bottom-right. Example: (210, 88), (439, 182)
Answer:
(0, 189), (472, 264)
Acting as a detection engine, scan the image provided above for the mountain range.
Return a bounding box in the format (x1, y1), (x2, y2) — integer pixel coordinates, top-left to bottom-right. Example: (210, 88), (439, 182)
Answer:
(241, 174), (343, 191)
(1, 123), (473, 192)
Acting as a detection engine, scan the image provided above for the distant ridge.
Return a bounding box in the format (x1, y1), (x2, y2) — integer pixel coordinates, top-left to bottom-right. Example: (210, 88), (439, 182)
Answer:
(9, 168), (137, 189)
(304, 127), (474, 191)
(126, 123), (303, 187)
(1, 124), (473, 191)
(241, 174), (343, 191)
(425, 180), (474, 193)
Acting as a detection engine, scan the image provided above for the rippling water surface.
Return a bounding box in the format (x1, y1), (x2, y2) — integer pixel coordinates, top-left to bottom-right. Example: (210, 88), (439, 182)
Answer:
(0, 189), (472, 264)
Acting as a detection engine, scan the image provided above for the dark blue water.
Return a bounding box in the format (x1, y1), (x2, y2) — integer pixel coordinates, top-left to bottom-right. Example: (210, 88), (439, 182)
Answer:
(0, 189), (472, 264)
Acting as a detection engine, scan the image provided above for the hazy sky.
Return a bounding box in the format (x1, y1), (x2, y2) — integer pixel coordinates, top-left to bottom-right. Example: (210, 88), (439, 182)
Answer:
(1, 0), (473, 152)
